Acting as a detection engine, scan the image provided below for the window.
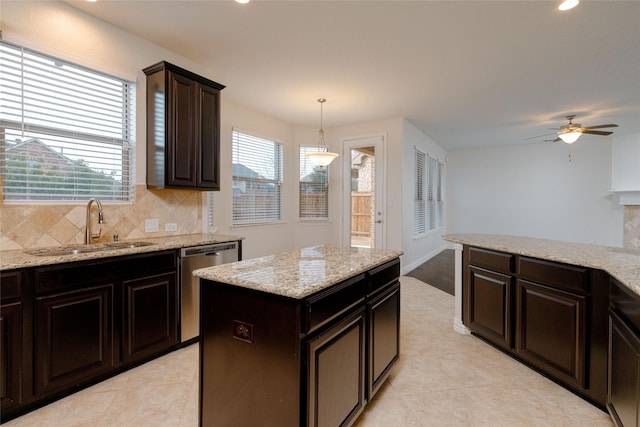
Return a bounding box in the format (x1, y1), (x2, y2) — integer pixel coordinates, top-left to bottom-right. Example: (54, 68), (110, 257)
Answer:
(232, 130), (283, 224)
(0, 41), (135, 202)
(414, 147), (443, 236)
(414, 148), (426, 236)
(299, 146), (329, 220)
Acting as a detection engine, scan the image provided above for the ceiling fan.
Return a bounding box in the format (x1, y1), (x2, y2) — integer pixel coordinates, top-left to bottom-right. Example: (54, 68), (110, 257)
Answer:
(551, 115), (618, 144)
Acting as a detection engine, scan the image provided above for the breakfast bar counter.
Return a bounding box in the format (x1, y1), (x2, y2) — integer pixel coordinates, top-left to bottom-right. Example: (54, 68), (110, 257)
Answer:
(193, 244), (403, 427)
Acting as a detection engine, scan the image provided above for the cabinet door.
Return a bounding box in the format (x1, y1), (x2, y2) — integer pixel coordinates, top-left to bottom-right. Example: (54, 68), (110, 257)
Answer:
(368, 282), (400, 398)
(466, 266), (513, 350)
(0, 301), (22, 414)
(122, 273), (177, 364)
(516, 279), (586, 389)
(608, 312), (640, 427)
(167, 71), (197, 187)
(307, 307), (366, 427)
(196, 82), (220, 189)
(35, 284), (114, 397)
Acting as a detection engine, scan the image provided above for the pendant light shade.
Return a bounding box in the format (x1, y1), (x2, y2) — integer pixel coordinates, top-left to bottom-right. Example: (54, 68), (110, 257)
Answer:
(306, 98), (339, 167)
(558, 131), (582, 144)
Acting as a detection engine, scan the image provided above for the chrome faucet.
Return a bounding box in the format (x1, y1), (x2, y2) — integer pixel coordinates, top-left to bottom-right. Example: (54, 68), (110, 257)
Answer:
(85, 198), (104, 244)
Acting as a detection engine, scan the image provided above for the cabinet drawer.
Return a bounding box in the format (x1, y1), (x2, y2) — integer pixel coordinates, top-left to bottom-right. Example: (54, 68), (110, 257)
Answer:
(610, 279), (640, 334)
(469, 247), (515, 274)
(35, 261), (115, 294)
(367, 258), (400, 296)
(116, 251), (177, 277)
(304, 274), (366, 334)
(519, 257), (588, 293)
(1, 271), (22, 301)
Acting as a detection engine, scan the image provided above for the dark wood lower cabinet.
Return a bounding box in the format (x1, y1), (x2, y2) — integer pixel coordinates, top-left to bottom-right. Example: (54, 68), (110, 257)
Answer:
(463, 246), (608, 409)
(368, 282), (400, 397)
(516, 279), (586, 389)
(0, 251), (178, 423)
(608, 279), (640, 427)
(466, 266), (513, 350)
(0, 301), (23, 413)
(307, 308), (366, 427)
(608, 312), (640, 427)
(35, 283), (114, 397)
(122, 273), (177, 364)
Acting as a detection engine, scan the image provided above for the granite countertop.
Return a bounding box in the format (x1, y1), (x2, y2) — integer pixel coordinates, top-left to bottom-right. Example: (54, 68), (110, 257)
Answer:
(193, 244), (404, 300)
(0, 233), (244, 271)
(443, 233), (640, 297)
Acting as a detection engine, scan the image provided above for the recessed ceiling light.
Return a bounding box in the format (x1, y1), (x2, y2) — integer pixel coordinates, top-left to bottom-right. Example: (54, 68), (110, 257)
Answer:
(559, 0), (579, 11)
(235, 0), (250, 4)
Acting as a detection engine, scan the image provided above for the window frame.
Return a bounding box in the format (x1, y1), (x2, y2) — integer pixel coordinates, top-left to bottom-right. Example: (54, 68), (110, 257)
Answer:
(299, 145), (330, 221)
(231, 129), (284, 225)
(0, 41), (135, 204)
(414, 147), (444, 237)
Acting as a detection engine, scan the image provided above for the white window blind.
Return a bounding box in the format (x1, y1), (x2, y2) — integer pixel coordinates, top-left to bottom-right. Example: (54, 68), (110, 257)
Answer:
(299, 146), (329, 220)
(427, 154), (444, 231)
(414, 147), (443, 236)
(232, 130), (283, 224)
(0, 41), (135, 202)
(414, 147), (426, 236)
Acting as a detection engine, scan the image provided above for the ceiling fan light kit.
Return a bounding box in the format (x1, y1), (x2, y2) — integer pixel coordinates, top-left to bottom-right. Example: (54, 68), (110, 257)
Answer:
(553, 114), (618, 144)
(558, 131), (582, 144)
(559, 0), (579, 11)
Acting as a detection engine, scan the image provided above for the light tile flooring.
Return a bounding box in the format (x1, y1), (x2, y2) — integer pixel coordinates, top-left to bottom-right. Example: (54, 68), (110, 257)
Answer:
(5, 277), (613, 427)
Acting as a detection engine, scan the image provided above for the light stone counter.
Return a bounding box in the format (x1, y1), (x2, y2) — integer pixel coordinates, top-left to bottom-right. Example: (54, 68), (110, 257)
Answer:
(193, 244), (403, 299)
(0, 233), (244, 271)
(443, 233), (640, 297)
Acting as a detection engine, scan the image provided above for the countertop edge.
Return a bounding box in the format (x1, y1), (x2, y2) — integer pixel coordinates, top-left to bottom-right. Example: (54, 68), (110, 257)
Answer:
(443, 233), (640, 299)
(194, 245), (403, 300)
(0, 233), (245, 271)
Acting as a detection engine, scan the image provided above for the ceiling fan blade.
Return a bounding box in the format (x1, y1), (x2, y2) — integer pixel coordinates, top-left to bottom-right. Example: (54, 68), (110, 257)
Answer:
(582, 130), (613, 136)
(584, 124), (618, 130)
(524, 132), (557, 140)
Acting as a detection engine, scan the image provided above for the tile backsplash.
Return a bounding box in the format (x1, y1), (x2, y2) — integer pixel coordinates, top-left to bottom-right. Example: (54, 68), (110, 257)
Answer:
(0, 185), (204, 250)
(624, 205), (640, 250)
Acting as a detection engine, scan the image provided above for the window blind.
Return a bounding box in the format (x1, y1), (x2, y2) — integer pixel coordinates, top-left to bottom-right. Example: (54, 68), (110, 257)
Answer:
(299, 146), (329, 220)
(232, 130), (283, 224)
(414, 148), (444, 235)
(426, 154), (444, 231)
(413, 147), (426, 236)
(0, 41), (135, 202)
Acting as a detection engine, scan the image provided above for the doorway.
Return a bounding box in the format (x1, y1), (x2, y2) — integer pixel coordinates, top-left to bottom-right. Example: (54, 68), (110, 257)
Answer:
(342, 134), (386, 249)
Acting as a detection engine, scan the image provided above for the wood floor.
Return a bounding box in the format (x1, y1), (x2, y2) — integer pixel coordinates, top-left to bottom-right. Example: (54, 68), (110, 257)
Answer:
(406, 249), (455, 295)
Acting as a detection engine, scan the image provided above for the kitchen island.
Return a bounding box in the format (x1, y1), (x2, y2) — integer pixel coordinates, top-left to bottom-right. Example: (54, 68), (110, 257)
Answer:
(443, 234), (640, 426)
(194, 245), (403, 427)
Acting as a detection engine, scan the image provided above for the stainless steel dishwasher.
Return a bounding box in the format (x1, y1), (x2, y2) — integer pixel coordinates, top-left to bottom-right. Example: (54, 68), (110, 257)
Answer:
(179, 241), (239, 343)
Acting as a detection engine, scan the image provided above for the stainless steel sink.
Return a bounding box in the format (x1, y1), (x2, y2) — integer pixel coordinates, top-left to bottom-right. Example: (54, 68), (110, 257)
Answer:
(25, 241), (156, 257)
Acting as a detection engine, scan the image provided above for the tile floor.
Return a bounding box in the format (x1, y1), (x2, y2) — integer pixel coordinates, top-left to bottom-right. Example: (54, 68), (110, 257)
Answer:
(4, 277), (613, 427)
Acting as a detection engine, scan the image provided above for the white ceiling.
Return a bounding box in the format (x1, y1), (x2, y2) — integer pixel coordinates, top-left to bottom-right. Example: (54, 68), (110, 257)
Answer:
(65, 0), (640, 150)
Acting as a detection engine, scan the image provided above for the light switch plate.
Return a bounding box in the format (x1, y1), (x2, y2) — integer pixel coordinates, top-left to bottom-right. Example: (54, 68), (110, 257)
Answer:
(165, 223), (177, 232)
(145, 219), (159, 232)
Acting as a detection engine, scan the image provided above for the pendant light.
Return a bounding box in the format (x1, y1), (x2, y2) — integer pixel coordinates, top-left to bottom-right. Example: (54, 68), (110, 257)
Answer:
(306, 98), (339, 167)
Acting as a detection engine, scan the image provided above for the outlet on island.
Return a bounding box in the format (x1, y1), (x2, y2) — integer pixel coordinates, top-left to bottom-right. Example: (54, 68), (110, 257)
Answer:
(145, 219), (159, 232)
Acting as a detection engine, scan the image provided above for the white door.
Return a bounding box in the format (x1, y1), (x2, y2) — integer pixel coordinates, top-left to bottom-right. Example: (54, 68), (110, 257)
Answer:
(342, 134), (386, 249)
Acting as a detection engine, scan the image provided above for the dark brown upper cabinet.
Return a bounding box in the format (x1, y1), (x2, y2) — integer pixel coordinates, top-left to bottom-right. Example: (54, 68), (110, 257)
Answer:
(144, 61), (225, 190)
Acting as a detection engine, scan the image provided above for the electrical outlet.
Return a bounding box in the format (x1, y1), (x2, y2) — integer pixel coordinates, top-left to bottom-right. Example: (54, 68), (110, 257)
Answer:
(165, 223), (177, 232)
(145, 219), (159, 232)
